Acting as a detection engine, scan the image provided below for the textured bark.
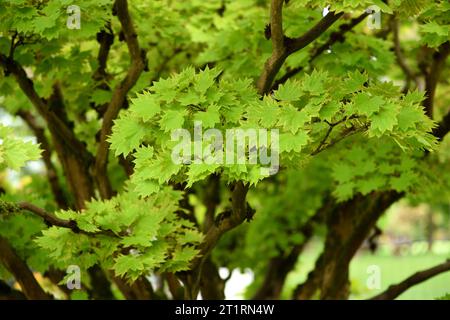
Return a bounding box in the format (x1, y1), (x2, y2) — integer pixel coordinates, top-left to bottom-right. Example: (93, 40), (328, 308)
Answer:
(294, 192), (401, 300)
(199, 258), (226, 300)
(0, 236), (50, 300)
(113, 275), (154, 300)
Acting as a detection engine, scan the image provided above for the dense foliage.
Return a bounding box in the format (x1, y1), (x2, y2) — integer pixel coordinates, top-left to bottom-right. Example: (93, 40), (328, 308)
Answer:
(0, 0), (449, 300)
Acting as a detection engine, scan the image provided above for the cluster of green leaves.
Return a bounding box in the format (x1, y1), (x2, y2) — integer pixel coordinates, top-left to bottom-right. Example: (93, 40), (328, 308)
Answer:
(0, 124), (41, 171)
(0, 0), (113, 41)
(329, 137), (424, 201)
(418, 1), (450, 48)
(110, 67), (275, 194)
(289, 0), (393, 13)
(35, 189), (203, 281)
(110, 67), (435, 198)
(190, 0), (269, 80)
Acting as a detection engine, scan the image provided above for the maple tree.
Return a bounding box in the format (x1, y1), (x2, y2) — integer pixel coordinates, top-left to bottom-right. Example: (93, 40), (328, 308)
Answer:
(0, 0), (449, 300)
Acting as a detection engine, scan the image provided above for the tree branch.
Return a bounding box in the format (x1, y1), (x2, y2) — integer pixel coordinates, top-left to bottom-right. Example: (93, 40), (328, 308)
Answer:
(0, 200), (116, 237)
(16, 110), (69, 209)
(273, 11), (369, 89)
(197, 182), (251, 264)
(0, 54), (89, 161)
(391, 17), (416, 93)
(285, 11), (344, 54)
(256, 2), (343, 94)
(370, 259), (450, 300)
(202, 174), (221, 232)
(423, 41), (450, 118)
(95, 0), (146, 199)
(0, 235), (50, 299)
(93, 24), (115, 83)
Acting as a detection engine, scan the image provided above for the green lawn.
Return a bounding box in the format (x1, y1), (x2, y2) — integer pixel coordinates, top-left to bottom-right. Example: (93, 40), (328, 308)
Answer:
(283, 243), (450, 300)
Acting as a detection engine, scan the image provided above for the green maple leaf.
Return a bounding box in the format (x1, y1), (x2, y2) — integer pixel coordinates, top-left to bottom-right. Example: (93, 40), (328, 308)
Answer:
(159, 110), (186, 132)
(420, 21), (449, 37)
(194, 67), (221, 93)
(396, 105), (424, 130)
(278, 105), (309, 134)
(91, 89), (112, 105)
(301, 70), (327, 94)
(390, 172), (417, 192)
(343, 71), (368, 93)
(369, 105), (399, 135)
(194, 104), (221, 128)
(319, 101), (341, 122)
(334, 182), (355, 202)
(332, 163), (354, 183)
(273, 80), (302, 101)
(131, 93), (161, 122)
(187, 163), (220, 187)
(109, 116), (147, 156)
(358, 176), (386, 195)
(279, 131), (309, 153)
(134, 180), (160, 197)
(114, 255), (144, 278)
(353, 93), (384, 117)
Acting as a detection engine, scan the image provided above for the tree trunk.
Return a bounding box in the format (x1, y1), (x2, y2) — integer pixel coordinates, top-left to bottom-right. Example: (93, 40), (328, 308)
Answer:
(294, 191), (401, 300)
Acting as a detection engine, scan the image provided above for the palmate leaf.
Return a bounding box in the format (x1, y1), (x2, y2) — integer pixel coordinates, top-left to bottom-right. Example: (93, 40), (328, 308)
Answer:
(131, 92), (162, 122)
(273, 80), (302, 101)
(36, 190), (204, 281)
(109, 114), (148, 156)
(0, 125), (41, 171)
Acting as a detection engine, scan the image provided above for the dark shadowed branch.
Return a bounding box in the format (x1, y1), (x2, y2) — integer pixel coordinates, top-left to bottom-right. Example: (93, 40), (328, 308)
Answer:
(0, 236), (50, 300)
(257, 0), (343, 94)
(273, 11), (369, 89)
(95, 0), (146, 199)
(423, 41), (450, 118)
(16, 110), (69, 209)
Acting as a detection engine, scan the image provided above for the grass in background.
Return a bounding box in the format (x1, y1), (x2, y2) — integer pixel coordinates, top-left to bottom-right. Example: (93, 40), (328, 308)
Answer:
(282, 242), (450, 300)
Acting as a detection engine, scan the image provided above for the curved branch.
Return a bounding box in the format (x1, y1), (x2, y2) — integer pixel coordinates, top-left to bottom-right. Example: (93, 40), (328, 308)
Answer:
(95, 0), (146, 199)
(0, 200), (116, 237)
(196, 182), (251, 265)
(0, 236), (50, 299)
(273, 11), (369, 89)
(16, 110), (69, 209)
(391, 17), (416, 92)
(370, 260), (450, 300)
(257, 2), (343, 94)
(285, 11), (344, 54)
(423, 41), (450, 118)
(0, 54), (89, 161)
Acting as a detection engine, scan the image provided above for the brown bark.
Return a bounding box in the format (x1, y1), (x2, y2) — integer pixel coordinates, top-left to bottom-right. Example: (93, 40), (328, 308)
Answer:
(112, 275), (154, 300)
(0, 236), (50, 300)
(422, 42), (450, 118)
(294, 192), (401, 300)
(199, 257), (226, 300)
(17, 110), (69, 209)
(257, 0), (343, 94)
(95, 0), (146, 199)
